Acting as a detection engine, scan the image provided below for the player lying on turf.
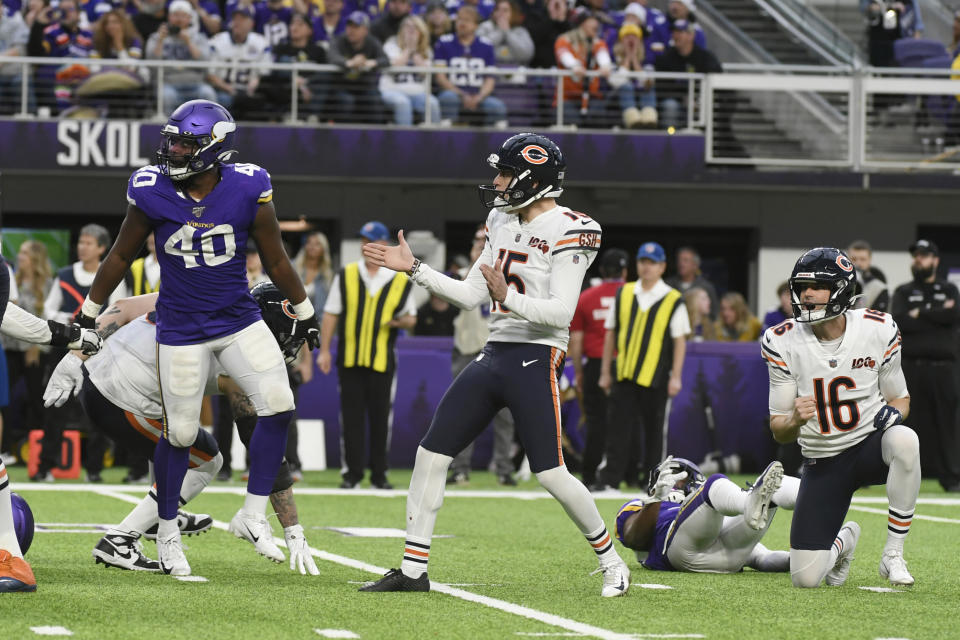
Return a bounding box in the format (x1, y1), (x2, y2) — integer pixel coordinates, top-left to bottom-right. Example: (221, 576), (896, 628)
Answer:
(43, 286), (319, 576)
(615, 457), (823, 576)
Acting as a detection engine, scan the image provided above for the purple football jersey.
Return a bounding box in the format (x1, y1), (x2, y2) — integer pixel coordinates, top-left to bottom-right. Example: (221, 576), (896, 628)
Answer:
(433, 33), (496, 94)
(643, 501), (680, 571)
(126, 163), (272, 345)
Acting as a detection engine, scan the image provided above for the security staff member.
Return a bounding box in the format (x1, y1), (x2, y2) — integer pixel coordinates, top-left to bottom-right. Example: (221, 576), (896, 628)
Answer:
(317, 221), (417, 490)
(569, 248), (629, 487)
(891, 239), (960, 492)
(593, 242), (690, 491)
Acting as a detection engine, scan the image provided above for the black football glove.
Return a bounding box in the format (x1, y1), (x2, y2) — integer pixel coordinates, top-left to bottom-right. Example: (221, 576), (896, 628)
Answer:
(874, 404), (904, 431)
(48, 320), (103, 355)
(75, 311), (97, 330)
(293, 313), (321, 351)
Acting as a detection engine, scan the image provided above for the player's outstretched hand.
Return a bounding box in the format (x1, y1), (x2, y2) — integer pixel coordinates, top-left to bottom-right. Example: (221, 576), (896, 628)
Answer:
(43, 353), (85, 408)
(284, 524), (320, 576)
(479, 258), (508, 303)
(362, 230), (416, 273)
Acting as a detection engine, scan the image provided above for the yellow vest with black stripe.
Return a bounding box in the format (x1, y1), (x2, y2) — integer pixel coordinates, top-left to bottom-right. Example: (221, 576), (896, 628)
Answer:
(337, 262), (413, 374)
(129, 257), (160, 296)
(614, 283), (683, 388)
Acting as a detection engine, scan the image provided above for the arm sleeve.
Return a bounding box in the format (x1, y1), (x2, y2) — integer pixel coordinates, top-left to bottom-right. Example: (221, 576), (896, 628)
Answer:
(501, 251), (589, 329)
(411, 260), (491, 311)
(767, 361), (797, 416)
(879, 320), (909, 400)
(0, 302), (53, 344)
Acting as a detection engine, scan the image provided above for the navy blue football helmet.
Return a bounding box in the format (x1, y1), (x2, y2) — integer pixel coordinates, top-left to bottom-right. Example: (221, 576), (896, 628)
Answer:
(251, 282), (305, 364)
(157, 100), (237, 181)
(647, 457), (705, 498)
(11, 492), (35, 556)
(789, 247), (857, 324)
(478, 133), (565, 211)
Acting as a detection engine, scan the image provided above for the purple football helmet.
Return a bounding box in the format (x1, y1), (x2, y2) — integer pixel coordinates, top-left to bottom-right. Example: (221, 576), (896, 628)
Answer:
(647, 457), (705, 498)
(156, 100), (237, 181)
(11, 492), (35, 556)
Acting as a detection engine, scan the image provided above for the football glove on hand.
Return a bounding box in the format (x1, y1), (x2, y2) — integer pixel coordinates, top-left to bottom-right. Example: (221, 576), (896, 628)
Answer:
(651, 456), (688, 501)
(47, 320), (102, 355)
(293, 314), (321, 351)
(874, 405), (904, 431)
(43, 353), (85, 408)
(75, 312), (97, 330)
(284, 524), (319, 576)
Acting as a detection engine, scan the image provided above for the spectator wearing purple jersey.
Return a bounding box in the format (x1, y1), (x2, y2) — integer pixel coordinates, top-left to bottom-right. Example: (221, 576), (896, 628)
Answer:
(328, 10), (389, 123)
(476, 0), (533, 65)
(380, 15), (441, 124)
(257, 0), (295, 47)
(146, 0), (215, 115)
(83, 0), (134, 30)
(445, 0), (494, 21)
(313, 0), (347, 43)
(37, 0), (93, 112)
(371, 0), (411, 44)
(611, 3), (665, 63)
(434, 5), (507, 126)
(666, 0), (706, 49)
(424, 1), (451, 46)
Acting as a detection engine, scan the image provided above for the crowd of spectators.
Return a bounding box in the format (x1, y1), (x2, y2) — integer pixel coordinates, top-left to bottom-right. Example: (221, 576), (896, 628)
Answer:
(0, 0), (723, 127)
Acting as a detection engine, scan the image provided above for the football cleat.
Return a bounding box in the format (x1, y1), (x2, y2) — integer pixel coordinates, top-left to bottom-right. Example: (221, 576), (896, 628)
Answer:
(143, 510), (213, 541)
(0, 549), (36, 593)
(359, 568), (430, 592)
(156, 530), (191, 576)
(592, 560), (630, 598)
(879, 550), (914, 586)
(92, 533), (161, 572)
(228, 510), (285, 563)
(744, 461), (784, 530)
(825, 521), (860, 586)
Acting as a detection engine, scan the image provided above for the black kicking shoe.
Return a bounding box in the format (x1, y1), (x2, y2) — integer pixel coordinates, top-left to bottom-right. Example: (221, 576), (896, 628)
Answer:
(371, 480), (394, 490)
(359, 568), (429, 592)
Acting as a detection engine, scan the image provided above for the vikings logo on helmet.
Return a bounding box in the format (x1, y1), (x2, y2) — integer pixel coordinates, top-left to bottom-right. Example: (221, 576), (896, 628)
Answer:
(156, 100), (238, 181)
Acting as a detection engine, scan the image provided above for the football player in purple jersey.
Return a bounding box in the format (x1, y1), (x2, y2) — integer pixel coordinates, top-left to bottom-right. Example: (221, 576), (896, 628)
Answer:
(75, 99), (320, 576)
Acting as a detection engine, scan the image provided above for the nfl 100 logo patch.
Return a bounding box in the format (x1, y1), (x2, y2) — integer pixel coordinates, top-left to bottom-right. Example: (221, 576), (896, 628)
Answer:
(192, 206), (206, 218)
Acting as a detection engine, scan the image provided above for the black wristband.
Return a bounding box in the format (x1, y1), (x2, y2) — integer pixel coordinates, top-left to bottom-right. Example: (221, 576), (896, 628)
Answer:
(47, 320), (80, 348)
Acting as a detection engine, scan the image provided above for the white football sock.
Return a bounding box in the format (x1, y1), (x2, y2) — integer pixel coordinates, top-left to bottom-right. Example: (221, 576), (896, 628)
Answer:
(747, 543), (790, 572)
(536, 465), (621, 566)
(0, 461), (24, 558)
(705, 476), (747, 516)
(882, 425), (919, 554)
(401, 446), (452, 578)
(243, 493), (269, 516)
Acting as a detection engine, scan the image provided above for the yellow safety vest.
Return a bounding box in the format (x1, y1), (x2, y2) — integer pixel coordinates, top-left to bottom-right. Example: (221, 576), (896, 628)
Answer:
(338, 263), (412, 373)
(129, 258), (160, 295)
(614, 283), (682, 388)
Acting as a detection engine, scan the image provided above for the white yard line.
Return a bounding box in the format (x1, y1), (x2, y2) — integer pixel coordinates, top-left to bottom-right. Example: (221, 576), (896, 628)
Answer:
(91, 489), (640, 640)
(13, 483), (960, 506)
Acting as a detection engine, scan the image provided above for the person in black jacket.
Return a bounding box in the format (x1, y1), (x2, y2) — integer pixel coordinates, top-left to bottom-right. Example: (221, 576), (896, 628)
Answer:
(261, 12), (329, 119)
(891, 239), (960, 492)
(653, 18), (719, 129)
(328, 11), (389, 123)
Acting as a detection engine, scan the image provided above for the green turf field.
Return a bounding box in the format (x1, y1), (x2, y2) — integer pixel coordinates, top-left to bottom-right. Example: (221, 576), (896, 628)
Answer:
(2, 466), (958, 640)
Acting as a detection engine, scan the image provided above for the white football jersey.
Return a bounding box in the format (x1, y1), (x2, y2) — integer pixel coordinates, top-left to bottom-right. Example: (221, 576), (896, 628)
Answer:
(763, 308), (908, 458)
(85, 314), (221, 420)
(482, 205), (601, 349)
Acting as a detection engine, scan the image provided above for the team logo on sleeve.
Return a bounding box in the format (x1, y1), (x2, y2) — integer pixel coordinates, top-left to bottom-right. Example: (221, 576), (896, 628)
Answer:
(520, 145), (549, 165)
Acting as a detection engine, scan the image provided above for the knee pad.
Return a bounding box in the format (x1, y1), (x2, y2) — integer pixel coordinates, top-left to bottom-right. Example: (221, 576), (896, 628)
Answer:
(260, 379), (295, 414)
(239, 323), (285, 373)
(166, 419), (200, 449)
(883, 425), (920, 467)
(167, 349), (204, 397)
